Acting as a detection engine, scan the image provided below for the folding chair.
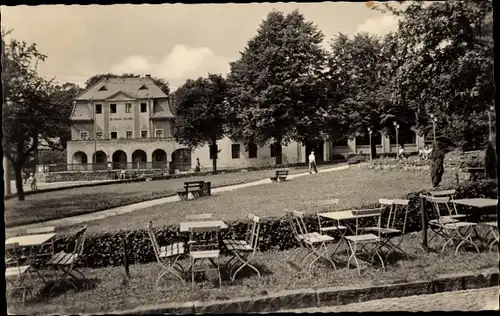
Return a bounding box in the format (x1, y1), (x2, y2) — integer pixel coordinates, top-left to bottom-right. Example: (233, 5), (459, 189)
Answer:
(360, 199), (409, 262)
(483, 221), (499, 252)
(344, 208), (385, 276)
(427, 197), (479, 254)
(188, 225), (222, 287)
(223, 214), (262, 282)
(5, 242), (33, 304)
(285, 210), (336, 273)
(315, 199), (348, 256)
(430, 190), (466, 220)
(147, 221), (186, 286)
(46, 226), (87, 295)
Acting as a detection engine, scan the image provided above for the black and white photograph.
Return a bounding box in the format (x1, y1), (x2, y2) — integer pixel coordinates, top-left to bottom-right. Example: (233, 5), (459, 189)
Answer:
(2, 1), (497, 314)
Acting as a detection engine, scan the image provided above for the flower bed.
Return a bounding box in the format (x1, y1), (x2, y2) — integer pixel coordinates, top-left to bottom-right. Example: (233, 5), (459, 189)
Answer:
(41, 180), (497, 269)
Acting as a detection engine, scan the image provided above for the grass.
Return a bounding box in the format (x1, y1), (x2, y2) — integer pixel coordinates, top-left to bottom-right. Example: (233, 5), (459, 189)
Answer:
(4, 164), (335, 228)
(76, 167), (455, 234)
(8, 231), (497, 315)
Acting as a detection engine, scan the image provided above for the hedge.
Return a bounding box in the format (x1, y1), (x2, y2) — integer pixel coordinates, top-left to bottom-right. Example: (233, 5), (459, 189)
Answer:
(32, 180), (496, 269)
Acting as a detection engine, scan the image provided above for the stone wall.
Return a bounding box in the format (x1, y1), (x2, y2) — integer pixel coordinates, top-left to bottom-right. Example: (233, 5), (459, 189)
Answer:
(43, 171), (117, 183)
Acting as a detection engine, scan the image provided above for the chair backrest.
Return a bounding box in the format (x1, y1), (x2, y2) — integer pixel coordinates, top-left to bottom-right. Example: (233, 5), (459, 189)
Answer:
(430, 189), (456, 197)
(185, 213), (213, 221)
(392, 199), (411, 233)
(73, 226), (87, 257)
(284, 209), (303, 242)
(5, 242), (19, 251)
(315, 199), (339, 231)
(352, 208), (382, 236)
(379, 199), (394, 229)
(426, 196), (452, 219)
(26, 226), (55, 235)
(147, 221), (164, 263)
(189, 225), (220, 251)
(292, 210), (309, 237)
(246, 214), (261, 253)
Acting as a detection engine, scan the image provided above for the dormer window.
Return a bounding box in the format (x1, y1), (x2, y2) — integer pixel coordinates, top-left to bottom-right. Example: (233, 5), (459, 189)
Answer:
(98, 85), (108, 91)
(138, 84), (148, 90)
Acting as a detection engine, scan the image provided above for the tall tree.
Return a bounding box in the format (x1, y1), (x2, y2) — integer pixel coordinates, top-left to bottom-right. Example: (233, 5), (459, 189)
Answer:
(50, 82), (84, 149)
(378, 0), (494, 150)
(2, 34), (68, 200)
(227, 10), (329, 164)
(172, 74), (229, 172)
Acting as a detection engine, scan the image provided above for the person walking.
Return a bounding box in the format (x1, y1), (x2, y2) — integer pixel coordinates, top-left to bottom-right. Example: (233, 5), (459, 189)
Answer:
(195, 158), (202, 172)
(308, 150), (318, 174)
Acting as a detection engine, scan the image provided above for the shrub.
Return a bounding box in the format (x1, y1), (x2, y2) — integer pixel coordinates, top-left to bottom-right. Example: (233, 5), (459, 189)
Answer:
(346, 154), (367, 165)
(41, 180), (496, 269)
(484, 141), (497, 179)
(430, 142), (445, 187)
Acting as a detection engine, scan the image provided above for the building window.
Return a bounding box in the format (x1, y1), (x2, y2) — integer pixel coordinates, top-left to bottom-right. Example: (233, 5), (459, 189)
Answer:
(141, 130), (148, 138)
(155, 129), (164, 138)
(248, 143), (258, 158)
(80, 132), (89, 140)
(209, 144), (218, 160)
(231, 144), (240, 159)
(111, 132), (118, 139)
(110, 104), (117, 114)
(140, 103), (147, 113)
(95, 104), (102, 114)
(125, 103), (132, 114)
(96, 132), (103, 140)
(126, 131), (133, 139)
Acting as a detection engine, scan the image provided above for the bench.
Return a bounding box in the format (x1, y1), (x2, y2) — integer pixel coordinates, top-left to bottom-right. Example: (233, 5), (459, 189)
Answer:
(270, 169), (289, 182)
(176, 181), (211, 200)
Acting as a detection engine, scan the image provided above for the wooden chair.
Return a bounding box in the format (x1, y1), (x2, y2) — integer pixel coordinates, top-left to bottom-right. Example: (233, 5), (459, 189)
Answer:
(483, 221), (499, 252)
(344, 208), (385, 276)
(147, 221), (186, 286)
(5, 242), (33, 304)
(430, 190), (466, 220)
(426, 196), (479, 254)
(188, 225), (222, 287)
(285, 209), (336, 273)
(223, 214), (262, 282)
(46, 226), (87, 295)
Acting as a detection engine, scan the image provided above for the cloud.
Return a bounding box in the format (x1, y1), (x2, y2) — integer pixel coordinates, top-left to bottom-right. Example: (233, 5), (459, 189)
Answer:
(355, 15), (399, 36)
(110, 44), (232, 90)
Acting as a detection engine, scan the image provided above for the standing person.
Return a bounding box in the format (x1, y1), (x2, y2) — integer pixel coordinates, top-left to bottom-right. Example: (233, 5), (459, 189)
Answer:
(398, 145), (405, 159)
(195, 158), (202, 172)
(308, 150), (318, 174)
(28, 173), (38, 191)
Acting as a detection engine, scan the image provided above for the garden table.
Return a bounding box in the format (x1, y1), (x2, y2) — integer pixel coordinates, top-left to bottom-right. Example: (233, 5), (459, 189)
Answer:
(5, 233), (57, 284)
(179, 220), (228, 232)
(452, 198), (498, 243)
(318, 211), (371, 258)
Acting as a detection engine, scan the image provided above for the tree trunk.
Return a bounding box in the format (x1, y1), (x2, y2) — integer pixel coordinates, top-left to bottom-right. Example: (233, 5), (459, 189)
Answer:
(14, 164), (25, 201)
(211, 139), (218, 172)
(275, 137), (283, 166)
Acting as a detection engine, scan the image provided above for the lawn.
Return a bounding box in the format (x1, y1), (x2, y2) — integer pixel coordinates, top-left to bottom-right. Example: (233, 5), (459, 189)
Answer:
(78, 168), (455, 234)
(8, 232), (497, 315)
(4, 164), (335, 228)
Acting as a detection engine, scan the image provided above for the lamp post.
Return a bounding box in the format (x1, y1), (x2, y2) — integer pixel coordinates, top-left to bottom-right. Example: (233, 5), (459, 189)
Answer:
(393, 121), (400, 155)
(487, 105), (495, 141)
(429, 113), (437, 144)
(368, 127), (373, 163)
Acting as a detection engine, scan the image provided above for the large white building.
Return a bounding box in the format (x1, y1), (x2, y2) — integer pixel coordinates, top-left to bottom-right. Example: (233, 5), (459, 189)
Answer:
(67, 75), (425, 172)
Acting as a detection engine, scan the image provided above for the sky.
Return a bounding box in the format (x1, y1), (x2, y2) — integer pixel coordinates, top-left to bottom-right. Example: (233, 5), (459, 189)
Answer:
(2, 2), (399, 90)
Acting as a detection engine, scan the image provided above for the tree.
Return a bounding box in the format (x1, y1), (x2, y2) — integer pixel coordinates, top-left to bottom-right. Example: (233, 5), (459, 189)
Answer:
(430, 141), (445, 187)
(171, 74), (228, 172)
(227, 10), (328, 164)
(484, 141), (496, 179)
(50, 82), (84, 149)
(378, 1), (494, 150)
(2, 33), (68, 200)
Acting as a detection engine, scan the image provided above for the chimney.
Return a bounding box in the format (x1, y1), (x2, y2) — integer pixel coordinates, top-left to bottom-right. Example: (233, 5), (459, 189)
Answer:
(145, 74), (151, 78)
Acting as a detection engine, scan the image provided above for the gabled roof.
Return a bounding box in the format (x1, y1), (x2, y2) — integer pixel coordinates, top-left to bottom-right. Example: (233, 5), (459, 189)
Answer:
(75, 77), (168, 101)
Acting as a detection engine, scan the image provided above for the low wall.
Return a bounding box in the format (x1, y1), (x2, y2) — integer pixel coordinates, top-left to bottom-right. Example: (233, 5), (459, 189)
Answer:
(42, 171), (118, 183)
